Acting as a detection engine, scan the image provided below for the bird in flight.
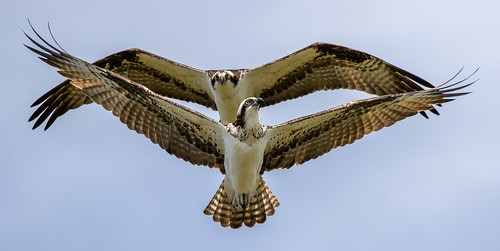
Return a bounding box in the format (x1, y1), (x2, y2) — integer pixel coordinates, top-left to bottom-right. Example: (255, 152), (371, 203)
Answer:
(28, 24), (439, 130)
(25, 25), (475, 228)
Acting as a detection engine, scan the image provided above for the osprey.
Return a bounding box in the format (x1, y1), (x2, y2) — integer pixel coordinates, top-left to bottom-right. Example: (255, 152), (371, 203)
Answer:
(25, 29), (474, 228)
(28, 25), (438, 130)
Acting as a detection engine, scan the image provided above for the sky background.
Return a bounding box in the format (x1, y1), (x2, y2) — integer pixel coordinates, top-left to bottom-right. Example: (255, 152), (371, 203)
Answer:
(1, 0), (499, 250)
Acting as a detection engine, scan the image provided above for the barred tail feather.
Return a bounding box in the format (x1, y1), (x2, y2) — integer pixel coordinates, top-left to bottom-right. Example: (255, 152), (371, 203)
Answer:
(203, 178), (280, 229)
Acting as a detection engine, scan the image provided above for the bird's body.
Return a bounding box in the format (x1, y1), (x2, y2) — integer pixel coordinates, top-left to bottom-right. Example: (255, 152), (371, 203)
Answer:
(223, 98), (267, 208)
(224, 127), (265, 208)
(25, 24), (475, 228)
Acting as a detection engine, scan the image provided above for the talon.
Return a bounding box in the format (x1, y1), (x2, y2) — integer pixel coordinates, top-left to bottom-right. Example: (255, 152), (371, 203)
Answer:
(232, 193), (254, 209)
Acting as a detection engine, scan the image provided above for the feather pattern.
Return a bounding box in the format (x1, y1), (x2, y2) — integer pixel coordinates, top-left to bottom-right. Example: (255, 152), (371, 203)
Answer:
(203, 178), (279, 229)
(261, 80), (473, 172)
(24, 28), (225, 169)
(29, 25), (437, 129)
(245, 42), (433, 106)
(30, 48), (214, 130)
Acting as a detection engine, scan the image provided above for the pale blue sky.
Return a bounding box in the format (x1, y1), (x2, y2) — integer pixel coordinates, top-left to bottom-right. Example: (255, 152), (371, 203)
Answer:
(1, 0), (499, 250)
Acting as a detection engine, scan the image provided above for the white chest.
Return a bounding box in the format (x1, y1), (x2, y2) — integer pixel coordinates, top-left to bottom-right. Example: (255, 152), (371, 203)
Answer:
(222, 133), (266, 195)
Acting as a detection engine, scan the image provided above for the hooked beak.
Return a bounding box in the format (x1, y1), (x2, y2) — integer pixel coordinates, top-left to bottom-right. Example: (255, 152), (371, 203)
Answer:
(253, 98), (264, 107)
(219, 76), (226, 84)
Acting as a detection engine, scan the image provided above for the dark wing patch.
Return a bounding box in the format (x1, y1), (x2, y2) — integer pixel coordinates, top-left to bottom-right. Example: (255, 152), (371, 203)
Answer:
(25, 28), (225, 170)
(29, 80), (91, 130)
(245, 42), (436, 109)
(29, 27), (214, 130)
(94, 48), (214, 108)
(261, 75), (474, 172)
(314, 43), (372, 63)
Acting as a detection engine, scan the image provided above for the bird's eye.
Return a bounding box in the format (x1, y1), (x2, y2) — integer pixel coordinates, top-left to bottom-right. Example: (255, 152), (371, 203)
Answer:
(244, 100), (251, 106)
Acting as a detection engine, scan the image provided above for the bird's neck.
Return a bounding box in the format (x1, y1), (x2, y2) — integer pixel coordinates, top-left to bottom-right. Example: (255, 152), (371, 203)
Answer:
(232, 110), (265, 142)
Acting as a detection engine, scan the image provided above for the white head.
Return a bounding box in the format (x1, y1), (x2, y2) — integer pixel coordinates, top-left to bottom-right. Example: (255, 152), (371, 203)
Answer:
(233, 97), (264, 128)
(211, 70), (238, 89)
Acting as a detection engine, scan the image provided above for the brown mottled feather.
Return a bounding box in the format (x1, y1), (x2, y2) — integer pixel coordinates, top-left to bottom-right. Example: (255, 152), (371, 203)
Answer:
(24, 30), (225, 169)
(29, 48), (214, 130)
(204, 178), (279, 229)
(30, 35), (437, 129)
(261, 82), (472, 172)
(29, 81), (92, 130)
(245, 42), (434, 107)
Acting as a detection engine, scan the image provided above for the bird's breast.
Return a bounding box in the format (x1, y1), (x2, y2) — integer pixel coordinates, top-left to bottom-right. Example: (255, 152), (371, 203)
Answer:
(223, 135), (266, 194)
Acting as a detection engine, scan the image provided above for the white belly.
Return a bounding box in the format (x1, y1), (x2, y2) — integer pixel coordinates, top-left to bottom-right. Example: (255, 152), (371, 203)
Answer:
(223, 135), (266, 197)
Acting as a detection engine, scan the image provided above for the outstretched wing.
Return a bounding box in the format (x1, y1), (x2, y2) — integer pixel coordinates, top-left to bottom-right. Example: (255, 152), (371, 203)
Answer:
(261, 76), (474, 172)
(25, 29), (226, 170)
(244, 42), (435, 107)
(29, 32), (214, 131)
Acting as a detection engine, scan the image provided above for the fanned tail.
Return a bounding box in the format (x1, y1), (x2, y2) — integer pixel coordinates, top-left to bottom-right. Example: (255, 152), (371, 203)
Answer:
(203, 177), (280, 229)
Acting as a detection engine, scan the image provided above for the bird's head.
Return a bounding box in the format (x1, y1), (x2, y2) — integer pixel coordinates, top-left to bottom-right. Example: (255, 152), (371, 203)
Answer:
(211, 70), (238, 89)
(233, 97), (264, 128)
